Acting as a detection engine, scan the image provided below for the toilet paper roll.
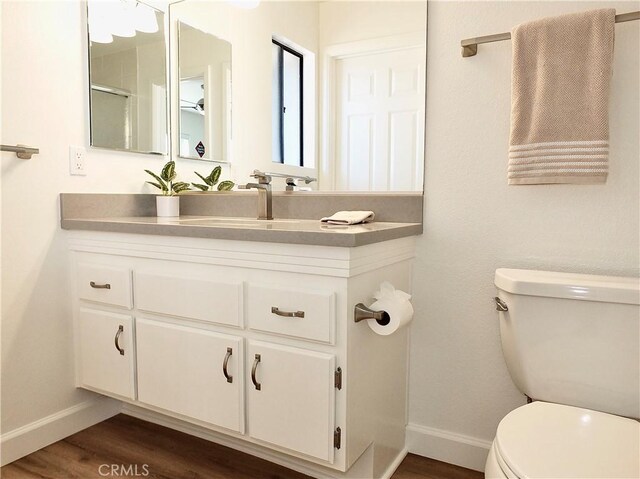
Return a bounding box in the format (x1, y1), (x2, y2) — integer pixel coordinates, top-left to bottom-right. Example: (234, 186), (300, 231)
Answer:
(366, 290), (414, 336)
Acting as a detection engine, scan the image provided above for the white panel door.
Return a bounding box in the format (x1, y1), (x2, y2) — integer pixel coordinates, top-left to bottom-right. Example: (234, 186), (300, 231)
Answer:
(78, 308), (135, 399)
(136, 318), (243, 433)
(335, 46), (425, 191)
(247, 341), (336, 462)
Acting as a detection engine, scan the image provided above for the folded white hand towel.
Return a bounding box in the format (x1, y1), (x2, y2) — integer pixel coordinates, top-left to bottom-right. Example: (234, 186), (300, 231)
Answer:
(320, 211), (375, 225)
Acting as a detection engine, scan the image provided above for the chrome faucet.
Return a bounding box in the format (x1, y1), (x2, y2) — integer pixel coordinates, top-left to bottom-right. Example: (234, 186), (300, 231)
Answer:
(238, 170), (273, 220)
(264, 171), (317, 191)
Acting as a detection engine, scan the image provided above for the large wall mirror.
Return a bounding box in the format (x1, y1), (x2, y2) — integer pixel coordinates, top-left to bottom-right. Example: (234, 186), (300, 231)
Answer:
(87, 0), (168, 155)
(169, 0), (426, 192)
(177, 22), (232, 162)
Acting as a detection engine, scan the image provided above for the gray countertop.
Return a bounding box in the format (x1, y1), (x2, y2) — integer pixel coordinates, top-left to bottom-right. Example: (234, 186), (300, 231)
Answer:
(61, 215), (423, 247)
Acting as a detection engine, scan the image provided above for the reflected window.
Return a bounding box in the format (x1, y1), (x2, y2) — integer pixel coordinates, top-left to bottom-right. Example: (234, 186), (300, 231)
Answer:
(272, 39), (303, 166)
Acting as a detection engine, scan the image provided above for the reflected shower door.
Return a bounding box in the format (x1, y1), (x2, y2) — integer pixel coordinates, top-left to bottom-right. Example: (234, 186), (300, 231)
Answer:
(91, 87), (131, 150)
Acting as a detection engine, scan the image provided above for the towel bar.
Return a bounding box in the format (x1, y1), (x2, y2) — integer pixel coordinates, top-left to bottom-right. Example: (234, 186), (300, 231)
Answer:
(1, 144), (39, 159)
(461, 10), (640, 57)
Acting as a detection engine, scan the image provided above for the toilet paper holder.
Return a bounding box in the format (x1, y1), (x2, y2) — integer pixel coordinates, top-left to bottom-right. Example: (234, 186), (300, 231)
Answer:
(354, 303), (391, 326)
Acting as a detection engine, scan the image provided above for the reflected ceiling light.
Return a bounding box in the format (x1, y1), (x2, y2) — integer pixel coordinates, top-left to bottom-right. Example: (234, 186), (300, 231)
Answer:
(109, 0), (136, 38)
(90, 27), (114, 44)
(88, 0), (159, 42)
(88, 2), (114, 43)
(134, 2), (159, 33)
(226, 0), (260, 9)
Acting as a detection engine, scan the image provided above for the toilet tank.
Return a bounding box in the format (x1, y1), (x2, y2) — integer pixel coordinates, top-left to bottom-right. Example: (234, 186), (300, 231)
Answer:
(495, 268), (640, 419)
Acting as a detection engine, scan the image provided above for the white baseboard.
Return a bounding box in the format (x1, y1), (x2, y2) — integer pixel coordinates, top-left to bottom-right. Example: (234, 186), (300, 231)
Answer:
(405, 422), (492, 472)
(0, 396), (121, 466)
(380, 447), (408, 479)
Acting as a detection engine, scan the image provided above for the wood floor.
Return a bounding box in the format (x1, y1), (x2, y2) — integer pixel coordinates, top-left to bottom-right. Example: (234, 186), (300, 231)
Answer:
(1, 414), (483, 479)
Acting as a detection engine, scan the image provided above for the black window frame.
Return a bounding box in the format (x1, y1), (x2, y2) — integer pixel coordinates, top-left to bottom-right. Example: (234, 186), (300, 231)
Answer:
(272, 38), (304, 167)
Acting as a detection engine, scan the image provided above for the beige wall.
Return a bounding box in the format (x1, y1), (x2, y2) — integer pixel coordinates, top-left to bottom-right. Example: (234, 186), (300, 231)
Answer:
(408, 0), (639, 470)
(319, 1), (426, 46)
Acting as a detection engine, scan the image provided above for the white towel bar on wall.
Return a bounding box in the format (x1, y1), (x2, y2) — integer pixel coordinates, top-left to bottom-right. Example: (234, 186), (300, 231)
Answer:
(1, 144), (39, 159)
(460, 10), (640, 57)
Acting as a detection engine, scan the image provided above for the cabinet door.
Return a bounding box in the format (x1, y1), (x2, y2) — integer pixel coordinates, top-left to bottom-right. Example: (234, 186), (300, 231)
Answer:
(247, 341), (336, 462)
(136, 318), (243, 433)
(78, 308), (135, 399)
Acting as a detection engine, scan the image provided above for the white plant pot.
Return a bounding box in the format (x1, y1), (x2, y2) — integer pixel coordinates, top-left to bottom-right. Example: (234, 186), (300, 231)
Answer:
(156, 195), (180, 217)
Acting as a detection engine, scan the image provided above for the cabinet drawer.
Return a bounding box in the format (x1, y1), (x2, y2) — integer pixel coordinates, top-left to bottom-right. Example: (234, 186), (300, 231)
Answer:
(135, 270), (242, 327)
(247, 284), (335, 343)
(77, 263), (132, 309)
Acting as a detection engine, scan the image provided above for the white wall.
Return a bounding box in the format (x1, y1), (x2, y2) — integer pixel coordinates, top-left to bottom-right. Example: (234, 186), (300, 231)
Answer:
(0, 0), (170, 440)
(407, 0), (640, 471)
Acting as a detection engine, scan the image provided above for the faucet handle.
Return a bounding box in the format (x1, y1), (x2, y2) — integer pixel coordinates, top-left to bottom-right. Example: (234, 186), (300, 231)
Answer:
(251, 170), (272, 184)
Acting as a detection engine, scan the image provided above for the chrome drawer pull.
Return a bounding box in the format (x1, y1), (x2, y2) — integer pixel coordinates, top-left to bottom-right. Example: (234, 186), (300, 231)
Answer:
(251, 354), (261, 390)
(114, 325), (124, 355)
(271, 307), (304, 318)
(223, 347), (233, 383)
(90, 281), (111, 290)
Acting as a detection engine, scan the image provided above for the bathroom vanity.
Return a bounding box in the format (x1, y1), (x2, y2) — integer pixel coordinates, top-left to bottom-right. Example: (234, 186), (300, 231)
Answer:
(63, 193), (421, 479)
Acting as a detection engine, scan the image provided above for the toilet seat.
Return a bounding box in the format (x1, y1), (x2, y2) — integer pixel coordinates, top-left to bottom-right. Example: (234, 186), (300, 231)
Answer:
(491, 402), (639, 479)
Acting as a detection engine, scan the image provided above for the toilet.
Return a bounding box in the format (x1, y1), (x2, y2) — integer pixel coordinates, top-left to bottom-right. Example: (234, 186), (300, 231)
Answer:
(485, 268), (640, 479)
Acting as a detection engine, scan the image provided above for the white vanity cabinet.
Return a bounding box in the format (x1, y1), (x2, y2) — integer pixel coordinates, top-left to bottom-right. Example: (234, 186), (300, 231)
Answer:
(69, 232), (415, 479)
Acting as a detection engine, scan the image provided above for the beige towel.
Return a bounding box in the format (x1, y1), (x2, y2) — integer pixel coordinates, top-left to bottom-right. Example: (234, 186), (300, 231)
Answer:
(509, 9), (615, 185)
(320, 211), (375, 225)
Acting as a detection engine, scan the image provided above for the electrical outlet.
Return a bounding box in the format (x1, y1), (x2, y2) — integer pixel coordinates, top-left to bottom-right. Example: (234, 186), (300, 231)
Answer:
(69, 146), (86, 176)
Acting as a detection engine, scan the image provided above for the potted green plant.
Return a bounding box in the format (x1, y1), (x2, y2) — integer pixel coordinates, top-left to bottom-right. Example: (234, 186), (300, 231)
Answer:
(145, 160), (191, 217)
(192, 165), (235, 192)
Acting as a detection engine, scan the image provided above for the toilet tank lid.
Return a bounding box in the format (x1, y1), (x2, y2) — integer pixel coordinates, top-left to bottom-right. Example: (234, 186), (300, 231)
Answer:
(495, 268), (640, 305)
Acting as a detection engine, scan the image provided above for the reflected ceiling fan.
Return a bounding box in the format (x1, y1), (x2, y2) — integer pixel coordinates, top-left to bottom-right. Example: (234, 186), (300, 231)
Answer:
(180, 99), (205, 115)
(180, 84), (205, 115)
